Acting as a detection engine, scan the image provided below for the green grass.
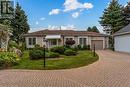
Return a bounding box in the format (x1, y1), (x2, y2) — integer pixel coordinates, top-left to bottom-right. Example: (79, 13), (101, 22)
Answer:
(13, 50), (99, 70)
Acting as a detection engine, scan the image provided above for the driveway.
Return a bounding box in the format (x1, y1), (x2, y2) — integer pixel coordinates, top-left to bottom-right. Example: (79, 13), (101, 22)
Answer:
(0, 50), (130, 87)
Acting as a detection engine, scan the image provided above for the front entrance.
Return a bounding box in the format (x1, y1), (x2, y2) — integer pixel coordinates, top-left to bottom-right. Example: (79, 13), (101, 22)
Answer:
(91, 40), (103, 50)
(47, 39), (61, 48)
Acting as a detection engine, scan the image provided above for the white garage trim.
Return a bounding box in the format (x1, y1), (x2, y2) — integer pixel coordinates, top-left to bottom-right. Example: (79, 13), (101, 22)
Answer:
(114, 34), (130, 53)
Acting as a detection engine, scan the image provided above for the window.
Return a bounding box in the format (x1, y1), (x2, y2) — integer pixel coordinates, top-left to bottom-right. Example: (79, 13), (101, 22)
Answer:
(79, 38), (87, 45)
(28, 38), (36, 45)
(48, 39), (57, 46)
(50, 39), (57, 45)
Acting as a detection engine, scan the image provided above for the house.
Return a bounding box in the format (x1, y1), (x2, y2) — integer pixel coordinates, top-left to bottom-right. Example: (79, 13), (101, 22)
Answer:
(114, 24), (130, 53)
(23, 30), (109, 50)
(0, 24), (10, 51)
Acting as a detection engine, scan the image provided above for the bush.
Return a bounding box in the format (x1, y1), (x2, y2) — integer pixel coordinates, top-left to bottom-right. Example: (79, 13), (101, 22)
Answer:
(71, 46), (78, 52)
(34, 44), (40, 48)
(0, 52), (19, 68)
(48, 52), (60, 58)
(29, 50), (44, 60)
(8, 41), (19, 48)
(87, 45), (90, 50)
(50, 46), (65, 54)
(34, 47), (48, 52)
(64, 49), (77, 56)
(33, 44), (48, 52)
(82, 45), (88, 50)
(77, 45), (91, 50)
(77, 45), (82, 50)
(8, 41), (19, 51)
(19, 42), (26, 51)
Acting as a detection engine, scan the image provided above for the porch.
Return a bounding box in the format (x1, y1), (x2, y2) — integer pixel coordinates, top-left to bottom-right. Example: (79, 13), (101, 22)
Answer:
(45, 35), (63, 48)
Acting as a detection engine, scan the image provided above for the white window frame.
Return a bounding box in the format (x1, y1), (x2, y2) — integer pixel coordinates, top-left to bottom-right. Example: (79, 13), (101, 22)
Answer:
(78, 36), (88, 46)
(28, 37), (37, 46)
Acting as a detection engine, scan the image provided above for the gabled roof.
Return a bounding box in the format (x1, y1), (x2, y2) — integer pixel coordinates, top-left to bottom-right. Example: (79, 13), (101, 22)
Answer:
(23, 29), (108, 37)
(114, 24), (130, 36)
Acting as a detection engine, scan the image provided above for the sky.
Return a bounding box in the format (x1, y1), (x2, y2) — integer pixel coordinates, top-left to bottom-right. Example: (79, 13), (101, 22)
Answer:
(15, 0), (129, 32)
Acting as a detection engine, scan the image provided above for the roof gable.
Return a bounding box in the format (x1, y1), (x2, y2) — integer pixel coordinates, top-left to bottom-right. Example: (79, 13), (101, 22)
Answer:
(114, 24), (130, 35)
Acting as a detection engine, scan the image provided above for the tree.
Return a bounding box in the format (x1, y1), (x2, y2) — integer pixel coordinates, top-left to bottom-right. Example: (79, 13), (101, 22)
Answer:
(99, 0), (126, 35)
(123, 2), (130, 25)
(87, 26), (99, 33)
(11, 3), (30, 44)
(92, 26), (99, 33)
(87, 27), (92, 32)
(65, 40), (75, 47)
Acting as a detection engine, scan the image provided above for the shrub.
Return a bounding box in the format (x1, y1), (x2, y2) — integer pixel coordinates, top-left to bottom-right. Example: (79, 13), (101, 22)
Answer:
(33, 44), (48, 52)
(29, 50), (44, 60)
(34, 44), (40, 48)
(71, 46), (78, 52)
(64, 45), (71, 49)
(77, 45), (82, 50)
(8, 41), (19, 51)
(34, 47), (48, 52)
(0, 52), (19, 68)
(50, 46), (65, 54)
(8, 41), (19, 48)
(87, 45), (90, 50)
(65, 40), (75, 46)
(82, 45), (88, 50)
(77, 45), (91, 50)
(64, 49), (77, 56)
(19, 42), (26, 51)
(48, 52), (60, 58)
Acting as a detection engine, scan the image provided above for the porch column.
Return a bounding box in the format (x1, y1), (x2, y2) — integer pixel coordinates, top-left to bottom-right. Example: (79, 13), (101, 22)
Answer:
(57, 39), (58, 46)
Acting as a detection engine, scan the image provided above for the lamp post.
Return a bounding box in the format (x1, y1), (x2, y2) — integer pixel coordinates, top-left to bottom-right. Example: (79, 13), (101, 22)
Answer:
(93, 44), (96, 57)
(43, 39), (48, 68)
(43, 45), (46, 68)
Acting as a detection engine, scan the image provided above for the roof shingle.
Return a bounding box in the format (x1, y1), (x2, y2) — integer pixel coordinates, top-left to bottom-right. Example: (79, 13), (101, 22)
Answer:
(114, 24), (130, 35)
(23, 30), (108, 37)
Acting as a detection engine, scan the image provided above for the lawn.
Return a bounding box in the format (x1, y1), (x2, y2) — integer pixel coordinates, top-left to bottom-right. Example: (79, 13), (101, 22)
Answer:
(13, 50), (99, 70)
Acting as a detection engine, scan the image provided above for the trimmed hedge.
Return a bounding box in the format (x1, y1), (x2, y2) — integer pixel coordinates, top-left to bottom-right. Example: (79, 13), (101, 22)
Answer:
(64, 49), (77, 56)
(48, 52), (60, 58)
(29, 50), (45, 60)
(29, 50), (60, 60)
(34, 44), (48, 52)
(50, 46), (65, 54)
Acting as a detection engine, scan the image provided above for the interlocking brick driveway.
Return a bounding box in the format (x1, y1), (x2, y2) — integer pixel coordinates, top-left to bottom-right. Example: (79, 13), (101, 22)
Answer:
(0, 50), (130, 87)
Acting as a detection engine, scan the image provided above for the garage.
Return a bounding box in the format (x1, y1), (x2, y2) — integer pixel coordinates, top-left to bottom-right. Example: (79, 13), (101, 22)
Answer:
(115, 35), (130, 53)
(91, 40), (103, 50)
(114, 24), (130, 53)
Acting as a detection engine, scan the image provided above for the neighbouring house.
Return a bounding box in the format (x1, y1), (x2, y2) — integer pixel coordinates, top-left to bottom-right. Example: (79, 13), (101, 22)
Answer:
(114, 24), (130, 53)
(0, 24), (10, 51)
(23, 30), (109, 50)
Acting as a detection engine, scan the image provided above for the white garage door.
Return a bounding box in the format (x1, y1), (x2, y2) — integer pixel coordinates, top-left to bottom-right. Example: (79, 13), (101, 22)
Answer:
(114, 34), (130, 53)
